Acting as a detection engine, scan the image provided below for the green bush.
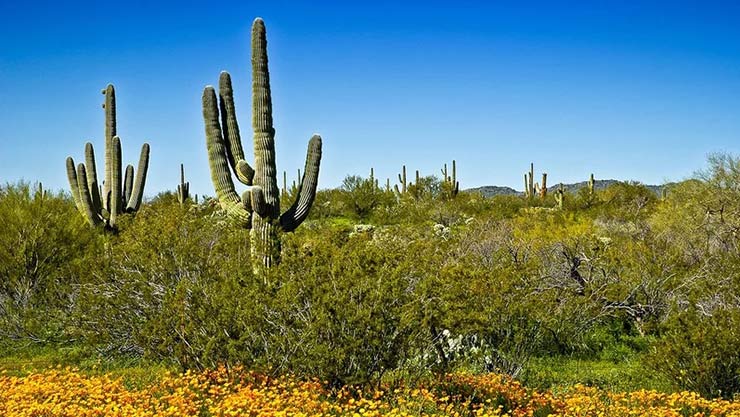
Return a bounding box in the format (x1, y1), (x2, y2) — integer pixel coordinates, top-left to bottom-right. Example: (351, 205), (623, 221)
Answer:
(0, 182), (100, 345)
(647, 307), (740, 399)
(76, 197), (258, 367)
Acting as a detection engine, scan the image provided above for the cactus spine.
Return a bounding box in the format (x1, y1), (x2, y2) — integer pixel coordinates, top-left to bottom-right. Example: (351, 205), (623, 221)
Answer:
(177, 164), (190, 205)
(66, 85), (150, 230)
(202, 18), (322, 271)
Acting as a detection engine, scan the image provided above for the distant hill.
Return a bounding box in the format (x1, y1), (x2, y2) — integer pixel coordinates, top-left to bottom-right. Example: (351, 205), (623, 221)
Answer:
(466, 179), (667, 198)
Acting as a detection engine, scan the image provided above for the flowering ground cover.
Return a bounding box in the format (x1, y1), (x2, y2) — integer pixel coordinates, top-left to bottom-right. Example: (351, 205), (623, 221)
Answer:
(1, 366), (738, 417)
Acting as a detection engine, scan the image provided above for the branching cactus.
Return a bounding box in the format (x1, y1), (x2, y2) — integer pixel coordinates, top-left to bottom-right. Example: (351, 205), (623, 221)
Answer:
(441, 160), (459, 198)
(177, 164), (190, 205)
(394, 165), (408, 195)
(66, 85), (150, 230)
(524, 162), (535, 198)
(555, 183), (565, 209)
(202, 18), (322, 270)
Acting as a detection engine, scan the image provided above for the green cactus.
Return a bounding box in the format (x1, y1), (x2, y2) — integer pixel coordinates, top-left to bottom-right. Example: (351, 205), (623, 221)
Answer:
(410, 170), (421, 200)
(441, 160), (459, 198)
(202, 18), (322, 271)
(540, 173), (547, 199)
(394, 165), (408, 195)
(588, 173), (595, 196)
(523, 163), (548, 200)
(34, 182), (46, 201)
(523, 162), (537, 198)
(555, 183), (565, 209)
(177, 164), (190, 205)
(369, 167), (379, 190)
(66, 85), (150, 230)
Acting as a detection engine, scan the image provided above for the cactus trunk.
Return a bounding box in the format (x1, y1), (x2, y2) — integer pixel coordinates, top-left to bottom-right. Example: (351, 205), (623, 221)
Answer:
(540, 173), (547, 199)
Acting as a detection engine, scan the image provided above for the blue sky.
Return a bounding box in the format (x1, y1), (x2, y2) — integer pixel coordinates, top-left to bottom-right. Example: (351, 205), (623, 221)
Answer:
(1, 1), (739, 196)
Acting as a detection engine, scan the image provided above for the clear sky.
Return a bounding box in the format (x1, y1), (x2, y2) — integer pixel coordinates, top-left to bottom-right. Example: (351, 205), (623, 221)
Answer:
(1, 1), (739, 196)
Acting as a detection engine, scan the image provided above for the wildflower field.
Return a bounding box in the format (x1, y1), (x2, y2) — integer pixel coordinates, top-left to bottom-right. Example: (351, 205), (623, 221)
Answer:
(1, 367), (738, 417)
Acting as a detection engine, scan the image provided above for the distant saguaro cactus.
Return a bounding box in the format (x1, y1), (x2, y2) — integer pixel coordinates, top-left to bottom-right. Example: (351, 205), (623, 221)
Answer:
(555, 183), (565, 209)
(66, 85), (150, 230)
(202, 18), (322, 271)
(524, 163), (547, 199)
(394, 165), (408, 195)
(177, 164), (190, 205)
(441, 160), (459, 198)
(588, 173), (595, 196)
(540, 173), (548, 199)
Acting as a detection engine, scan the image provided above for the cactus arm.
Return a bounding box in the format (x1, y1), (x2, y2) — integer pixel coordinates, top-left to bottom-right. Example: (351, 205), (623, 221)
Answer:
(125, 143), (149, 212)
(280, 134), (322, 232)
(203, 86), (251, 225)
(251, 186), (268, 217)
(66, 157), (84, 213)
(109, 137), (122, 228)
(83, 143), (103, 214)
(76, 164), (102, 227)
(123, 164), (134, 206)
(219, 71), (255, 185)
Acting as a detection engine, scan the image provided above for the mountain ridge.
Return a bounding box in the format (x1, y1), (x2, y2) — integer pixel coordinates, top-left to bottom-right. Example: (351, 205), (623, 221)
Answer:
(466, 179), (667, 197)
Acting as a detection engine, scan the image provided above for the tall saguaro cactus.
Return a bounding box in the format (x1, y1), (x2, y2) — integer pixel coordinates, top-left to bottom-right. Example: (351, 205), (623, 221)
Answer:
(524, 163), (548, 200)
(177, 164), (190, 205)
(588, 173), (595, 196)
(441, 160), (459, 198)
(203, 18), (322, 271)
(66, 85), (150, 230)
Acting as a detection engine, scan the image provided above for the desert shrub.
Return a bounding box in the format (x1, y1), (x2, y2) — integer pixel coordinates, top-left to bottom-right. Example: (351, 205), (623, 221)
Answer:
(309, 189), (345, 220)
(647, 307), (740, 399)
(259, 225), (425, 386)
(76, 197), (258, 367)
(0, 182), (100, 345)
(339, 175), (395, 221)
(593, 181), (658, 221)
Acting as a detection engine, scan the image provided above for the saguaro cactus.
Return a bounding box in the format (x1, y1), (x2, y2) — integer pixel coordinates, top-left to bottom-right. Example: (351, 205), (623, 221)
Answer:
(394, 165), (408, 195)
(203, 18), (322, 270)
(66, 85), (150, 230)
(524, 163), (548, 200)
(177, 164), (190, 205)
(441, 160), (459, 198)
(588, 173), (595, 196)
(555, 183), (565, 209)
(540, 173), (548, 199)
